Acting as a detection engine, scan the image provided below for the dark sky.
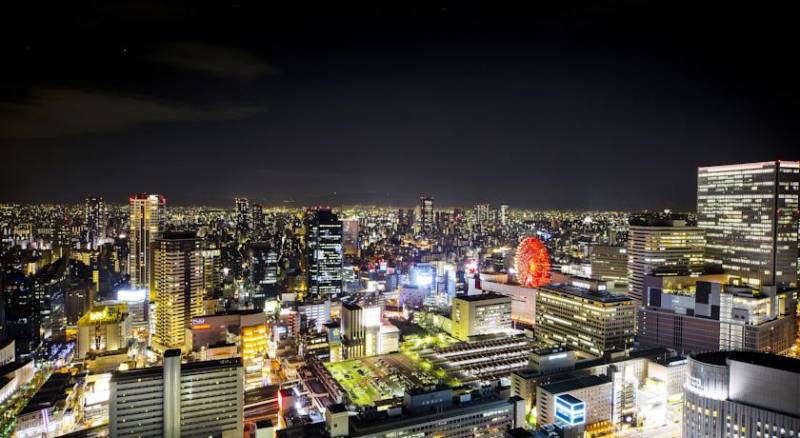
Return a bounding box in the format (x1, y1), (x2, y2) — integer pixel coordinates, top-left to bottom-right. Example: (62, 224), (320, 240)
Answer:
(1, 1), (798, 210)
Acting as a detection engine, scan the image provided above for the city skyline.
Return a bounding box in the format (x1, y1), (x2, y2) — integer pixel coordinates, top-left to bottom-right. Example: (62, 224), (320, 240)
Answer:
(2, 2), (799, 209)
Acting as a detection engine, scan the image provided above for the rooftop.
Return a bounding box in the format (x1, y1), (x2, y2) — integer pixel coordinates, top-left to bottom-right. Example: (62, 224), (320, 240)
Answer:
(540, 374), (612, 394)
(539, 283), (633, 304)
(692, 351), (800, 374)
(455, 292), (511, 302)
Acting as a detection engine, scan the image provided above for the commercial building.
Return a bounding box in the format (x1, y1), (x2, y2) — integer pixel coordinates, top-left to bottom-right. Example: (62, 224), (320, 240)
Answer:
(535, 278), (636, 357)
(476, 275), (537, 326)
(342, 216), (360, 256)
(419, 196), (435, 234)
(152, 231), (203, 352)
(84, 196), (106, 249)
(627, 218), (705, 303)
(589, 245), (628, 285)
(340, 302), (382, 358)
(250, 242), (280, 308)
(235, 197), (252, 236)
(536, 375), (613, 428)
(306, 209), (343, 297)
(128, 193), (166, 288)
(77, 304), (131, 359)
(110, 350), (244, 438)
(638, 274), (797, 354)
(451, 293), (512, 341)
(697, 160), (799, 290)
(683, 351), (800, 438)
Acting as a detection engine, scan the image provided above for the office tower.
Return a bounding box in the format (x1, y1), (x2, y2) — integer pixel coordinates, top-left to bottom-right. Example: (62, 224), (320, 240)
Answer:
(499, 203), (509, 226)
(65, 281), (95, 325)
(627, 218), (705, 303)
(451, 293), (512, 341)
(473, 203), (491, 229)
(152, 231), (203, 352)
(638, 274), (797, 354)
(1, 273), (40, 357)
(697, 160), (800, 290)
(84, 196), (106, 249)
(419, 195), (434, 234)
(683, 351), (800, 438)
(590, 245), (628, 284)
(110, 350), (244, 438)
(249, 242), (279, 308)
(201, 244), (222, 296)
(77, 304), (131, 359)
(397, 208), (413, 233)
(340, 302), (381, 359)
(306, 209), (343, 297)
(341, 217), (359, 257)
(536, 278), (636, 357)
(235, 197), (251, 236)
(251, 202), (265, 230)
(128, 193), (166, 288)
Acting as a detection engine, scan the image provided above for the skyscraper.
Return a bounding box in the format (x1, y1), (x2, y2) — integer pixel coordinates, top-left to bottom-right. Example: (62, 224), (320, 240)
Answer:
(627, 218), (705, 303)
(234, 197), (251, 236)
(84, 196), (106, 249)
(128, 193), (166, 288)
(499, 203), (509, 226)
(341, 217), (359, 257)
(152, 231), (203, 352)
(419, 196), (434, 234)
(697, 160), (799, 290)
(249, 242), (279, 308)
(306, 209), (343, 297)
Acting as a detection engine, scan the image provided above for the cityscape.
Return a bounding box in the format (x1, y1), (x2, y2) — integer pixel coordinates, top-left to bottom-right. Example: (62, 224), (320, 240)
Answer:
(1, 3), (799, 438)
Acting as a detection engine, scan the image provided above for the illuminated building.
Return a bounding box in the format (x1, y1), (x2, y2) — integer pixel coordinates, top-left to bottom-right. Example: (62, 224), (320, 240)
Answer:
(451, 293), (512, 341)
(15, 373), (75, 438)
(116, 288), (148, 323)
(235, 197), (252, 236)
(515, 237), (551, 288)
(340, 302), (382, 358)
(310, 390), (526, 438)
(419, 195), (434, 234)
(65, 280), (95, 325)
(697, 160), (800, 290)
(297, 298), (331, 333)
(252, 202), (265, 229)
(500, 203), (509, 226)
(152, 231), (203, 352)
(626, 218), (705, 303)
(537, 375), (612, 428)
(535, 278), (635, 357)
(84, 196), (106, 249)
(201, 244), (222, 296)
(589, 245), (628, 284)
(110, 350), (244, 438)
(2, 272), (40, 357)
(638, 274), (797, 353)
(250, 242), (279, 308)
(306, 208), (343, 296)
(476, 276), (537, 326)
(128, 193), (166, 288)
(77, 304), (131, 359)
(342, 216), (360, 256)
(683, 351), (800, 438)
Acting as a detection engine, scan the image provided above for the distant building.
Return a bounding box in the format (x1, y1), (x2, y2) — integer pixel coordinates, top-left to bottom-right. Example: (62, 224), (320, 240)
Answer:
(341, 217), (360, 257)
(235, 197), (252, 236)
(128, 193), (166, 288)
(589, 245), (627, 284)
(536, 278), (636, 357)
(110, 350), (244, 438)
(683, 351), (800, 438)
(451, 293), (512, 341)
(627, 218), (705, 303)
(77, 304), (131, 359)
(698, 161), (799, 290)
(250, 242), (279, 308)
(84, 196), (106, 249)
(306, 209), (343, 297)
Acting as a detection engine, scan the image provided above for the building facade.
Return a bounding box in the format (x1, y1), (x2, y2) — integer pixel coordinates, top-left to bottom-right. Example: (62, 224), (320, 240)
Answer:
(451, 293), (512, 341)
(306, 209), (343, 297)
(128, 193), (166, 288)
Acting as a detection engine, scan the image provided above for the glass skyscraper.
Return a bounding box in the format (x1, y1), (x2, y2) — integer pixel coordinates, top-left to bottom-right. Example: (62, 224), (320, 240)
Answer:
(697, 160), (799, 289)
(306, 208), (343, 297)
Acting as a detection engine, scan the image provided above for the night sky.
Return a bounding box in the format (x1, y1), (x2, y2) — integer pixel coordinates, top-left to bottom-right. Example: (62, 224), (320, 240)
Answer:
(1, 1), (798, 210)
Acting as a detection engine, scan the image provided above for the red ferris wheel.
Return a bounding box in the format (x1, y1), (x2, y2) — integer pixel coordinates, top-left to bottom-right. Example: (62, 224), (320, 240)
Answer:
(515, 236), (551, 287)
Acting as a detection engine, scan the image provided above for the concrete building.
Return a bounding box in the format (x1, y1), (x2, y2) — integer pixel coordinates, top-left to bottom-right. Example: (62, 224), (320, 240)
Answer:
(451, 293), (512, 341)
(535, 278), (636, 357)
(477, 275), (537, 326)
(627, 219), (705, 303)
(110, 350), (244, 438)
(536, 375), (613, 428)
(77, 304), (131, 359)
(683, 351), (800, 438)
(128, 193), (166, 288)
(638, 274), (797, 354)
(698, 160), (799, 290)
(589, 245), (628, 285)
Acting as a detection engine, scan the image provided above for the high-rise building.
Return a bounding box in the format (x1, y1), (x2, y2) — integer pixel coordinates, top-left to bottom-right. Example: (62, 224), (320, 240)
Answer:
(128, 193), (166, 288)
(152, 231), (203, 352)
(451, 293), (512, 341)
(249, 242), (279, 308)
(251, 202), (265, 230)
(590, 245), (628, 284)
(697, 160), (800, 290)
(306, 209), (343, 297)
(110, 350), (243, 438)
(340, 302), (381, 359)
(536, 278), (636, 357)
(341, 217), (359, 257)
(683, 351), (800, 438)
(77, 304), (131, 359)
(627, 218), (705, 303)
(419, 196), (434, 234)
(235, 197), (251, 236)
(499, 203), (509, 227)
(84, 196), (106, 249)
(201, 244), (222, 296)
